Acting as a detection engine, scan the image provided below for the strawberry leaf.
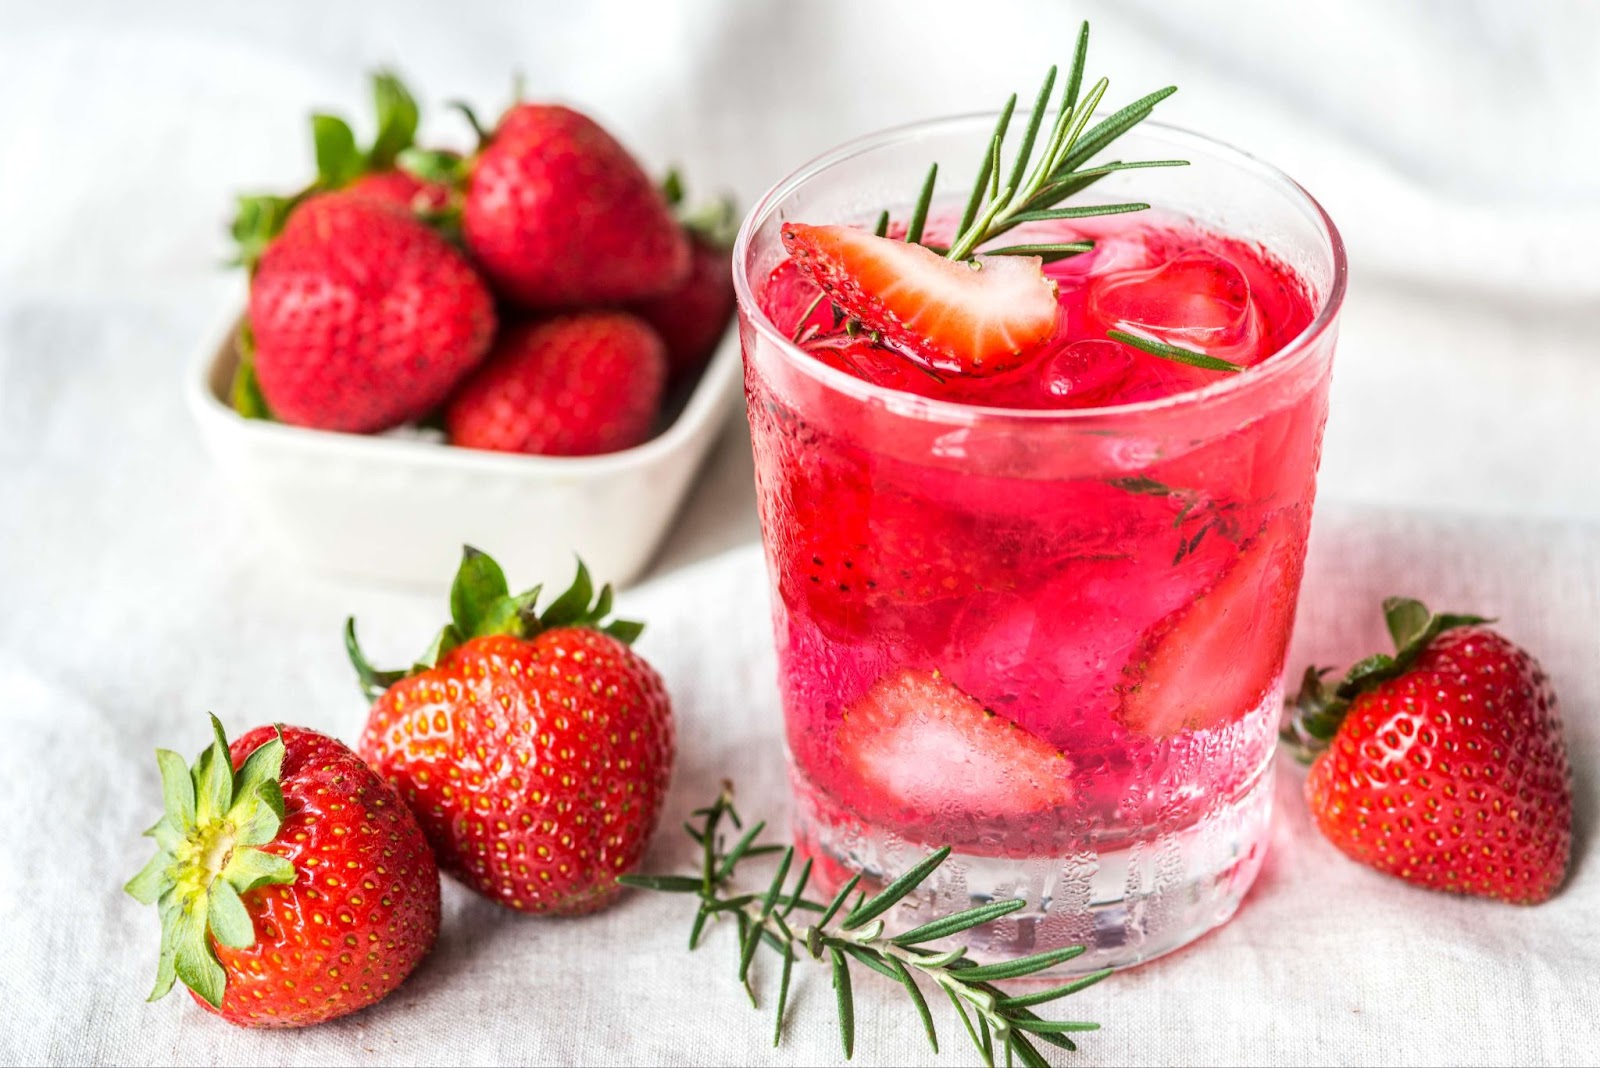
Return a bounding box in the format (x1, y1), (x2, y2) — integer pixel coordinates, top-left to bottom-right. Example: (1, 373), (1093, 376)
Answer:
(661, 168), (685, 207)
(451, 545), (512, 637)
(155, 749), (195, 828)
(228, 194), (297, 271)
(124, 851), (171, 906)
(1383, 596), (1432, 650)
(448, 99), (491, 144)
(368, 70), (420, 172)
(312, 114), (365, 189)
(344, 619), (409, 700)
(147, 907), (181, 1002)
(603, 619), (645, 644)
(540, 560), (595, 629)
(192, 716), (235, 825)
(232, 795), (282, 849)
(229, 325), (275, 421)
(146, 815), (184, 853)
(207, 879), (255, 950)
(398, 146), (469, 186)
(412, 624), (463, 673)
(231, 733), (284, 804)
(224, 846), (295, 895)
(173, 904), (227, 1009)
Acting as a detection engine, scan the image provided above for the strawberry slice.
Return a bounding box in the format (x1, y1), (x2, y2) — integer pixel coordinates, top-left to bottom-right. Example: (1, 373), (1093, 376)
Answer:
(834, 668), (1072, 829)
(780, 223), (1059, 376)
(1118, 509), (1306, 737)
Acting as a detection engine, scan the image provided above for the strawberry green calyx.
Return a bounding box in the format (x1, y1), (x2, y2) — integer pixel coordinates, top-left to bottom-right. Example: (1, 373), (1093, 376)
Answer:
(393, 97), (483, 190)
(230, 69), (428, 270)
(396, 147), (470, 187)
(311, 69), (424, 185)
(228, 321), (274, 421)
(229, 194), (298, 270)
(1283, 597), (1490, 762)
(367, 70), (422, 173)
(124, 715), (296, 1008)
(345, 546), (645, 701)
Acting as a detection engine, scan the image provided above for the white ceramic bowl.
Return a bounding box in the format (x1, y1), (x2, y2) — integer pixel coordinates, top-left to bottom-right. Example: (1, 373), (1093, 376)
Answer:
(188, 312), (742, 589)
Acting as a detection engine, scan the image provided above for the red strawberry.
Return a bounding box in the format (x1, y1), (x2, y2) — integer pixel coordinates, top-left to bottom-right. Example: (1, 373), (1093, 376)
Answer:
(833, 668), (1072, 830)
(347, 168), (452, 215)
(1118, 507), (1306, 736)
(444, 312), (667, 456)
(125, 717), (440, 1028)
(462, 104), (689, 307)
(1288, 599), (1572, 904)
(779, 223), (1059, 376)
(248, 191), (496, 432)
(632, 233), (734, 379)
(348, 548), (674, 915)
(630, 177), (737, 380)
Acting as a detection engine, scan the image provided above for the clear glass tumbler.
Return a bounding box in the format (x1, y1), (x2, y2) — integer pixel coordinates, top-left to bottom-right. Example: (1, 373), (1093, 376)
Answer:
(733, 115), (1345, 973)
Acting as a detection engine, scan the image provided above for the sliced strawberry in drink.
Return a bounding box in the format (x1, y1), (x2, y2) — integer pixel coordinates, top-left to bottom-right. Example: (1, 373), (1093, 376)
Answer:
(833, 668), (1072, 829)
(780, 223), (1059, 376)
(1118, 508), (1307, 737)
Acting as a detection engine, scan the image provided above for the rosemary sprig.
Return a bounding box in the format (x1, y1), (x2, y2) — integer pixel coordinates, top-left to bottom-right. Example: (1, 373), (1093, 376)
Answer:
(876, 21), (1247, 378)
(1105, 329), (1242, 373)
(899, 22), (1186, 265)
(620, 785), (1111, 1065)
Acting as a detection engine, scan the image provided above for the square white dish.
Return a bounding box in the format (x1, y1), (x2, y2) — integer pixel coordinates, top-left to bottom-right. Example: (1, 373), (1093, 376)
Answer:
(188, 312), (742, 589)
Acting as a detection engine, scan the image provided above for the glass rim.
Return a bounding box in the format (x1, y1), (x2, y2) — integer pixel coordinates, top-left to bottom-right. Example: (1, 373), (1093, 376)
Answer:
(731, 112), (1348, 425)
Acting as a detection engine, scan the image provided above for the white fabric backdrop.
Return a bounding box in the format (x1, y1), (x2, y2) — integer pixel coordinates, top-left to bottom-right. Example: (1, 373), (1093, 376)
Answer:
(1, 2), (1596, 1065)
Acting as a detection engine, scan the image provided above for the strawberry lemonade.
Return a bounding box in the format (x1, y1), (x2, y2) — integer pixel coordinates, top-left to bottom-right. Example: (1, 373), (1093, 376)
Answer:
(735, 41), (1345, 972)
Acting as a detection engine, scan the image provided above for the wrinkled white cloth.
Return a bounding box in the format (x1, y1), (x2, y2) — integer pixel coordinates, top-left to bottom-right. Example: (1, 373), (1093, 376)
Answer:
(1, 2), (1598, 1066)
(2, 517), (1598, 1067)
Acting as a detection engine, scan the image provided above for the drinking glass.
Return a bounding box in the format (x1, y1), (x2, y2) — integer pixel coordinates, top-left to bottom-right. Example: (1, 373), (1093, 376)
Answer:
(733, 115), (1346, 972)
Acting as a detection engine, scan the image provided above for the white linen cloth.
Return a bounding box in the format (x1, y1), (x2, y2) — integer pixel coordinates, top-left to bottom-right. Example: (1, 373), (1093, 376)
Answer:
(1, 2), (1596, 1065)
(2, 517), (1597, 1067)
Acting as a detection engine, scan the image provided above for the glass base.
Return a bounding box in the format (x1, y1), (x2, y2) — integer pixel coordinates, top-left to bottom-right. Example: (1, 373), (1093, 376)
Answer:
(791, 760), (1275, 976)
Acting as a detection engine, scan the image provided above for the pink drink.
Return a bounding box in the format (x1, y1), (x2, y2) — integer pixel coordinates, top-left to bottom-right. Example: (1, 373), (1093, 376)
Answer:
(735, 118), (1344, 971)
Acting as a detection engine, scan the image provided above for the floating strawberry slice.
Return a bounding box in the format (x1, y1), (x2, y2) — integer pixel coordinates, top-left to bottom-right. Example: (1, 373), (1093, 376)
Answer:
(780, 223), (1059, 376)
(1118, 508), (1306, 737)
(834, 668), (1072, 828)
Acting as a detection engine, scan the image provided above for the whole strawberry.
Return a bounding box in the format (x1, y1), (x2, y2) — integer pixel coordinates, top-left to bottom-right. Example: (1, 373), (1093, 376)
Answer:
(347, 548), (675, 914)
(125, 716), (440, 1028)
(630, 174), (737, 380)
(347, 167), (452, 215)
(445, 312), (666, 456)
(1287, 598), (1572, 904)
(461, 103), (689, 307)
(248, 191), (496, 432)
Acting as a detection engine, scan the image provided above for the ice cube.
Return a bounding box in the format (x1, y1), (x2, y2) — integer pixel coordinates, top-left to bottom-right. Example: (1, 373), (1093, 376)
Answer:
(1088, 249), (1262, 356)
(1043, 339), (1137, 406)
